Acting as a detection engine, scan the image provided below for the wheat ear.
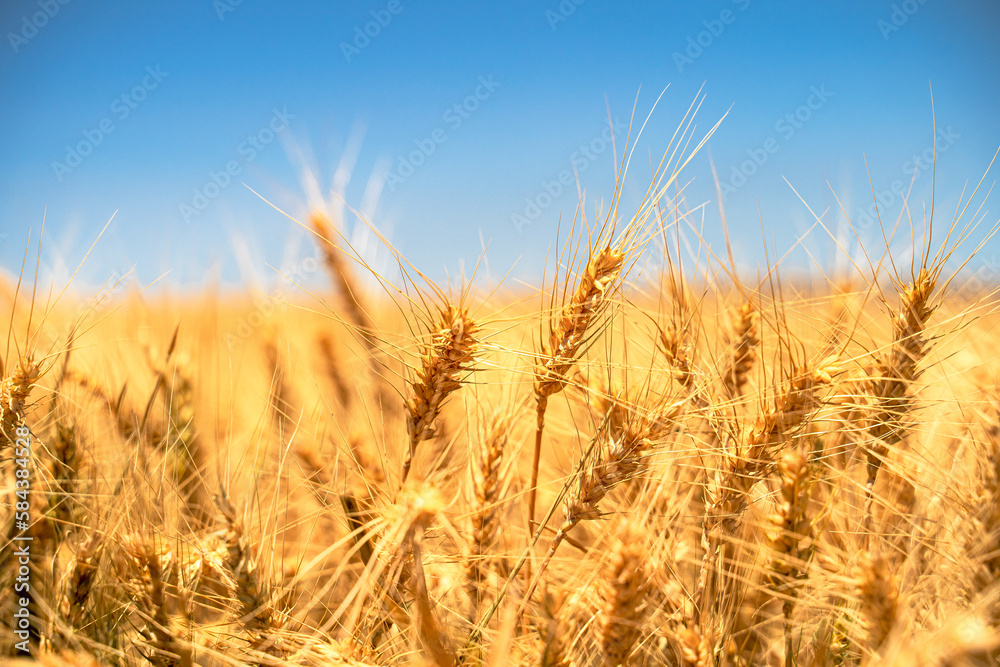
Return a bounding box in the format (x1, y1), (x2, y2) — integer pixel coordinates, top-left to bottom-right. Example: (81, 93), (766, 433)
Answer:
(402, 303), (479, 483)
(766, 448), (816, 667)
(59, 532), (103, 631)
(467, 412), (510, 614)
(317, 331), (352, 408)
(517, 402), (676, 626)
(1, 353), (41, 449)
(720, 301), (760, 400)
(599, 520), (648, 666)
(862, 268), (936, 531)
(124, 536), (192, 667)
(538, 585), (573, 667)
(530, 241), (627, 529)
(855, 551), (899, 654)
(311, 212), (376, 346)
(697, 360), (835, 621)
(216, 492), (282, 654)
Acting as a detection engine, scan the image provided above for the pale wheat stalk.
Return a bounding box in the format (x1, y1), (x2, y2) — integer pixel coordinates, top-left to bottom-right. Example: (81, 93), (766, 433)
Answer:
(410, 520), (455, 667)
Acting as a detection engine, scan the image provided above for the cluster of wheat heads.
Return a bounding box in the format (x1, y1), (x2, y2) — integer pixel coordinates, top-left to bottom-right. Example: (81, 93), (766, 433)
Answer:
(3, 120), (1000, 666)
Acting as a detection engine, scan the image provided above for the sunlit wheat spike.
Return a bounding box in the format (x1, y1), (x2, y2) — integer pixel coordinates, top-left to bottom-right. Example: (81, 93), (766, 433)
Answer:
(402, 302), (479, 483)
(861, 267), (937, 533)
(720, 300), (760, 400)
(528, 234), (633, 532)
(1, 353), (41, 448)
(467, 411), (511, 615)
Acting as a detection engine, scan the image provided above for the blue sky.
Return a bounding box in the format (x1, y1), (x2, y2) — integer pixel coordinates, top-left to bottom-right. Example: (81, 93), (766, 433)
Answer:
(1, 1), (998, 292)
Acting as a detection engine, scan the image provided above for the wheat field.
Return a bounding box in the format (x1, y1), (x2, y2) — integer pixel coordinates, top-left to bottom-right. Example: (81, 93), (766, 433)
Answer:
(3, 114), (1000, 667)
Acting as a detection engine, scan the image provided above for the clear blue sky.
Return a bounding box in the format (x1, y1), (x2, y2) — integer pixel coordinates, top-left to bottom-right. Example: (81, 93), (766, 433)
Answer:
(1, 0), (998, 292)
